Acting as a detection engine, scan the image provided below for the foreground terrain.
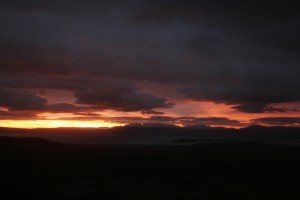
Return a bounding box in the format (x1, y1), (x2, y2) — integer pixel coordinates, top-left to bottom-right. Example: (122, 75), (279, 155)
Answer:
(1, 135), (300, 200)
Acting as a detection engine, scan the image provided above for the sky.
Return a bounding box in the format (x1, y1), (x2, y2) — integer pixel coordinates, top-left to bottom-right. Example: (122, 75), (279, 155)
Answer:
(0, 0), (299, 128)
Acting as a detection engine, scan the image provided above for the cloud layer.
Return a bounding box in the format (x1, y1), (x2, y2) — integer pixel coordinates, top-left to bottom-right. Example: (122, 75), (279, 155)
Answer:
(0, 1), (299, 126)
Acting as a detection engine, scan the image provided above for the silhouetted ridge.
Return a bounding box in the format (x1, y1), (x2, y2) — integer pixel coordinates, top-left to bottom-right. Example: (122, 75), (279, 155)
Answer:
(125, 123), (179, 128)
(184, 125), (213, 130)
(242, 125), (267, 130)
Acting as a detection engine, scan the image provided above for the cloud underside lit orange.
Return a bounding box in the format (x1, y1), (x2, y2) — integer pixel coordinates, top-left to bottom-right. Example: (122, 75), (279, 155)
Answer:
(1, 101), (300, 128)
(1, 100), (300, 129)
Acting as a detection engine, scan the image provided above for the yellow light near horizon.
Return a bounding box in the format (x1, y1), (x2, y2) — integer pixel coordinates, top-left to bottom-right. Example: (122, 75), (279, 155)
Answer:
(0, 120), (123, 129)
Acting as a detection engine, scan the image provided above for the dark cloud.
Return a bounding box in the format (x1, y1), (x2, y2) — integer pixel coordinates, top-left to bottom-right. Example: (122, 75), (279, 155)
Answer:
(0, 110), (38, 120)
(130, 0), (299, 25)
(0, 75), (173, 114)
(179, 84), (300, 113)
(0, 40), (117, 76)
(141, 110), (164, 115)
(232, 104), (285, 113)
(0, 39), (182, 82)
(45, 103), (90, 113)
(0, 86), (93, 117)
(0, 0), (127, 16)
(130, 1), (300, 113)
(0, 88), (47, 111)
(251, 117), (300, 126)
(74, 83), (173, 113)
(130, 0), (300, 51)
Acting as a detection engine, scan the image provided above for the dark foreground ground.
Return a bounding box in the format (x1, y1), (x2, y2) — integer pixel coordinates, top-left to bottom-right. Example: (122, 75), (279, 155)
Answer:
(1, 137), (300, 200)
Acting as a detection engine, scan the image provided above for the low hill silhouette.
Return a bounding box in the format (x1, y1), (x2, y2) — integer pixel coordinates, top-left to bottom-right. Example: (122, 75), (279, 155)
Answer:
(1, 136), (300, 200)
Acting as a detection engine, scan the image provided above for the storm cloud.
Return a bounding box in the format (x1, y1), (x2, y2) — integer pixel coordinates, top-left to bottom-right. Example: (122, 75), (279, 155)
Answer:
(251, 117), (300, 126)
(74, 82), (173, 112)
(0, 1), (299, 126)
(0, 0), (127, 16)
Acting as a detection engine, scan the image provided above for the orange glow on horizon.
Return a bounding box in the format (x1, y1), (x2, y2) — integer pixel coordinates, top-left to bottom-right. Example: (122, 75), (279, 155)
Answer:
(0, 120), (124, 129)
